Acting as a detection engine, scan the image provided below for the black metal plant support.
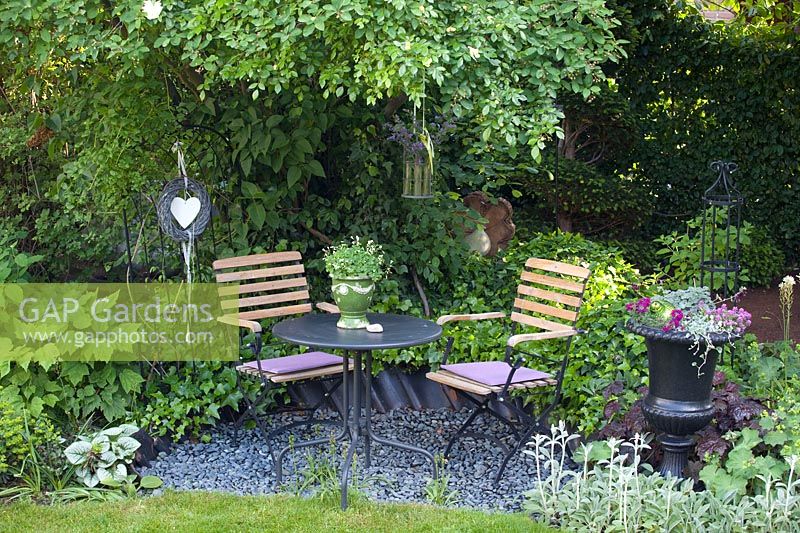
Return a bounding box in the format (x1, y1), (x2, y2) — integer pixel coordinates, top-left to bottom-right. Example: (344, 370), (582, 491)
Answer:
(700, 161), (743, 299)
(554, 102), (563, 230)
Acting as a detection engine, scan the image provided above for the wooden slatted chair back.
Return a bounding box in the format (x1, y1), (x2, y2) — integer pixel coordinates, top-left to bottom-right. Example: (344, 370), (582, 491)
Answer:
(213, 251), (312, 322)
(511, 258), (591, 333)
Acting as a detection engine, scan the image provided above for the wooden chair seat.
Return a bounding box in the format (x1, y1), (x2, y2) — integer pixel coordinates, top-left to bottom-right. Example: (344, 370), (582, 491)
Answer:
(237, 360), (354, 384)
(426, 369), (557, 396)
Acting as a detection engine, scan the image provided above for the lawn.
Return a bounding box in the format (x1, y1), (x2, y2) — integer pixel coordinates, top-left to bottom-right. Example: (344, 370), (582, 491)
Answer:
(0, 491), (554, 533)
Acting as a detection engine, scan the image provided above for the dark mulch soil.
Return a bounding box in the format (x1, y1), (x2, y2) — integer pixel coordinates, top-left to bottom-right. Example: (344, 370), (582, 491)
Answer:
(738, 271), (800, 343)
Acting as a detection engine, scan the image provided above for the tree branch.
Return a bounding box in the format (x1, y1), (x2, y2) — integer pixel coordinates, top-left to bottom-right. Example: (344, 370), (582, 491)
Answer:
(410, 266), (431, 317)
(299, 222), (333, 245)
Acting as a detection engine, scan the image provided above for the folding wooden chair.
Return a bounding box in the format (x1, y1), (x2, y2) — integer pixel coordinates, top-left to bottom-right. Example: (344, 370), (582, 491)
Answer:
(426, 258), (591, 483)
(214, 251), (349, 457)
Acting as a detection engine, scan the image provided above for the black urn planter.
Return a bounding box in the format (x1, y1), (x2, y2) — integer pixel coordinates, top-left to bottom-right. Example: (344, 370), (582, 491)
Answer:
(627, 322), (737, 478)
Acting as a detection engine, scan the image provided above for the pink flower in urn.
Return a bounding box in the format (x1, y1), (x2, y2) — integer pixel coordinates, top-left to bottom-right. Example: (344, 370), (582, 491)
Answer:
(635, 297), (651, 314)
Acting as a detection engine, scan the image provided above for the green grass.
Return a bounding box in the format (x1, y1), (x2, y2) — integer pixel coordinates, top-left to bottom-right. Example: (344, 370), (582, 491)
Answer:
(0, 491), (555, 533)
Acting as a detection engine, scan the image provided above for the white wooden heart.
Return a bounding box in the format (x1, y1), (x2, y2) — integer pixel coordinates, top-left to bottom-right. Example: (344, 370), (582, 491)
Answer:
(170, 196), (201, 229)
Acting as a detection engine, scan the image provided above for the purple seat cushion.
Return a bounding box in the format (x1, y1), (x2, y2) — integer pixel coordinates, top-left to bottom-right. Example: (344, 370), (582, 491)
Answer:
(241, 352), (342, 375)
(441, 361), (551, 387)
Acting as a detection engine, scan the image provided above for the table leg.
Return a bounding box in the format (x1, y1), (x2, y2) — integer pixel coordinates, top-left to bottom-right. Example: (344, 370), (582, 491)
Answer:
(362, 351), (438, 480)
(342, 350), (350, 436)
(339, 350), (363, 510)
(364, 351), (372, 468)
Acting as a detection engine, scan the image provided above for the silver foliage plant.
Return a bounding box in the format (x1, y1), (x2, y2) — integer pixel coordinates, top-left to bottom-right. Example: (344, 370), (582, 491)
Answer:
(64, 424), (140, 488)
(523, 423), (800, 532)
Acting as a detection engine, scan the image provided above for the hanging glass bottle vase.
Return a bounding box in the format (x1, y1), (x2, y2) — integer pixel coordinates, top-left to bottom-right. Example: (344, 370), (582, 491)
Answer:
(402, 149), (433, 199)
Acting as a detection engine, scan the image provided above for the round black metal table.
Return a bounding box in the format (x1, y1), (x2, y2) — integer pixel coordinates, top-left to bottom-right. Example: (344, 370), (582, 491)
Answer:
(272, 312), (442, 509)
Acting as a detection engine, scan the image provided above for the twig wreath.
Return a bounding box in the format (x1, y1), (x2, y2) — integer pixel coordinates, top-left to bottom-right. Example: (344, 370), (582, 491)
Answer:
(156, 141), (211, 283)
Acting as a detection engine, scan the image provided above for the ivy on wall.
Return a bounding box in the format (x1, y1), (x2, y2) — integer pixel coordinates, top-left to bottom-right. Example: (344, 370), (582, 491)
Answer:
(615, 3), (800, 261)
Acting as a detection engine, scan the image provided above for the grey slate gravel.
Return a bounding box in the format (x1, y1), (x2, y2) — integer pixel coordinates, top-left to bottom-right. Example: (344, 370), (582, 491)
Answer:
(139, 407), (558, 512)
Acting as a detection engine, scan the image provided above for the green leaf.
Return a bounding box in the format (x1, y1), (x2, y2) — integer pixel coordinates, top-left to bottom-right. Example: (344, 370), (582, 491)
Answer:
(307, 160), (325, 177)
(64, 440), (92, 465)
(118, 368), (144, 394)
(287, 166), (302, 188)
(247, 204), (266, 230)
(139, 475), (163, 489)
(62, 362), (90, 386)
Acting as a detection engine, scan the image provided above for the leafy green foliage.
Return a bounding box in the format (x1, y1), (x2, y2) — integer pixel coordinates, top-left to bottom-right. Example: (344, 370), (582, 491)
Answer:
(699, 425), (789, 500)
(684, 0), (800, 40)
(0, 400), (62, 489)
(616, 2), (800, 262)
(742, 226), (786, 287)
(323, 237), (390, 281)
(0, 224), (42, 283)
(64, 424), (140, 488)
(135, 362), (249, 441)
(525, 423), (800, 532)
(0, 362), (142, 425)
(0, 396), (28, 482)
(655, 209), (752, 292)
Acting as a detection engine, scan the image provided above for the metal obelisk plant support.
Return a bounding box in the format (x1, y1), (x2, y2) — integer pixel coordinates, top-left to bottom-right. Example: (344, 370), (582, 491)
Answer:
(700, 161), (743, 298)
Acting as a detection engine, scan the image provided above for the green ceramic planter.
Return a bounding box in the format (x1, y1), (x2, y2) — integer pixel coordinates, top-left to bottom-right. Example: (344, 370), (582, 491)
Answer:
(330, 276), (375, 329)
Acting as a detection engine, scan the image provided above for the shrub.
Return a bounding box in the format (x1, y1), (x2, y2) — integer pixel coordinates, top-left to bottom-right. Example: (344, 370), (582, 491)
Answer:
(0, 398), (27, 483)
(655, 210), (752, 293)
(135, 361), (255, 441)
(0, 220), (43, 283)
(742, 227), (786, 288)
(0, 393), (62, 486)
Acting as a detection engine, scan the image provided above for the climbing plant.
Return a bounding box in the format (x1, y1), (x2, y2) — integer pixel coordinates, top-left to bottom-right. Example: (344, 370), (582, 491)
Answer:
(613, 1), (800, 261)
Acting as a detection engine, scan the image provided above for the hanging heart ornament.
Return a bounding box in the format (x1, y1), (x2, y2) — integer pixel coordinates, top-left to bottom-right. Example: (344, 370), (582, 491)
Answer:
(170, 196), (202, 229)
(157, 177), (211, 242)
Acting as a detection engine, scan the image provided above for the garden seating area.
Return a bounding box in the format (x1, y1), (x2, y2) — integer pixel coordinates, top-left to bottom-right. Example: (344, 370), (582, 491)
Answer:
(2, 1), (800, 532)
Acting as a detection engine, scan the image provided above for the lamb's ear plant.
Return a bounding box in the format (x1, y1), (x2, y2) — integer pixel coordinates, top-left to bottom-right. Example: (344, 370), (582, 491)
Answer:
(523, 423), (800, 532)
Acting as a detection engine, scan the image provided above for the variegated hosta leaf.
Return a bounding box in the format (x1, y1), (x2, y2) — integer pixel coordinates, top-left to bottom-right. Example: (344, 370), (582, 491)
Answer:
(97, 464), (128, 486)
(84, 472), (100, 488)
(98, 450), (117, 468)
(101, 426), (125, 437)
(91, 434), (111, 453)
(96, 467), (113, 484)
(64, 440), (92, 465)
(112, 463), (128, 482)
(118, 424), (139, 436)
(113, 436), (141, 458)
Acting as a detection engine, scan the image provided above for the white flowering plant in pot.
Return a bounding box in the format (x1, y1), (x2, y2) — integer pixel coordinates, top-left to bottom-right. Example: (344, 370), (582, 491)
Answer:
(323, 237), (391, 329)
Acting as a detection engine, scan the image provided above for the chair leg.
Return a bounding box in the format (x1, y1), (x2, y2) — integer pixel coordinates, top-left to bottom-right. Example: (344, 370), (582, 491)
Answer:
(493, 421), (541, 485)
(233, 372), (275, 457)
(265, 376), (345, 441)
(306, 377), (343, 420)
(443, 401), (487, 458)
